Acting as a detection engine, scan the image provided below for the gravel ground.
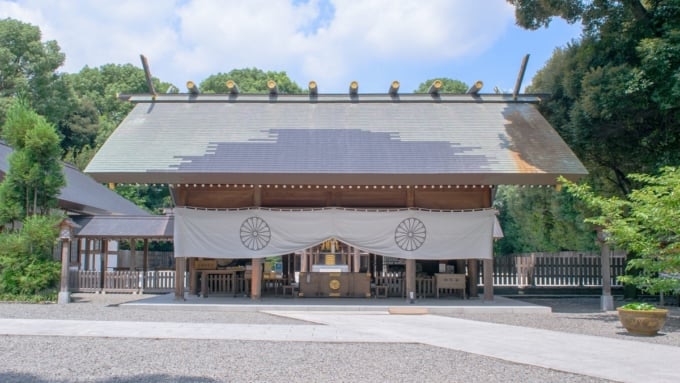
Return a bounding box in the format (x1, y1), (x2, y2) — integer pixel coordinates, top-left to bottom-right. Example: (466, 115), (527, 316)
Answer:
(442, 296), (680, 347)
(0, 293), (677, 383)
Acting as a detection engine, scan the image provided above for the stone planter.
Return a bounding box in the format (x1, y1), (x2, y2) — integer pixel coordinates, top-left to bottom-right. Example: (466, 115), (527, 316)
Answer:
(616, 307), (669, 336)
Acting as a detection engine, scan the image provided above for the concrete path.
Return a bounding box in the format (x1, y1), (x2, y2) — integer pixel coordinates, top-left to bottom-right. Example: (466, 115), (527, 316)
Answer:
(1, 311), (678, 383)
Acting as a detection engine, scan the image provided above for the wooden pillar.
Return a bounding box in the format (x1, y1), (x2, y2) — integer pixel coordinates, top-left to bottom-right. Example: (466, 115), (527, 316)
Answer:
(353, 248), (361, 272)
(142, 239), (149, 290)
(83, 239), (90, 271)
(301, 250), (308, 272)
(174, 257), (186, 300)
(100, 239), (108, 292)
(405, 258), (416, 301)
(251, 257), (263, 300)
(130, 238), (137, 270)
(76, 238), (82, 271)
(468, 259), (479, 297)
(599, 229), (614, 311)
(483, 258), (494, 301)
(58, 238), (71, 304)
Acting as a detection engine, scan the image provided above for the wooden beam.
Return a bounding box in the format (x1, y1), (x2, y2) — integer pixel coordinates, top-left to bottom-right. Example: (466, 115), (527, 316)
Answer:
(186, 81), (199, 95)
(428, 80), (442, 95)
(513, 54), (530, 100)
(388, 80), (400, 96)
(349, 81), (359, 96)
(467, 80), (483, 95)
(308, 81), (318, 96)
(226, 80), (239, 94)
(139, 54), (157, 96)
(267, 80), (278, 95)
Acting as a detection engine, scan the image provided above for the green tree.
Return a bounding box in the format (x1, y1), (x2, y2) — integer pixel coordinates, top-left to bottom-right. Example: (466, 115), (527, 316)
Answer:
(200, 68), (303, 94)
(561, 167), (680, 295)
(414, 78), (468, 93)
(0, 99), (65, 221)
(0, 214), (61, 297)
(63, 63), (174, 158)
(494, 186), (596, 254)
(0, 18), (74, 130)
(511, 0), (680, 195)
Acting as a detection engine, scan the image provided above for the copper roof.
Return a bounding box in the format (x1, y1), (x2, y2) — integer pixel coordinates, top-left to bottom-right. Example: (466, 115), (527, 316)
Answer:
(85, 93), (587, 185)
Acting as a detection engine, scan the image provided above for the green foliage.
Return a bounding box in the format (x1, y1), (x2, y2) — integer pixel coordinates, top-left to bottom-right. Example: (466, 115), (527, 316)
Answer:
(0, 18), (74, 129)
(414, 78), (468, 93)
(506, 0), (584, 30)
(494, 186), (597, 254)
(0, 292), (56, 303)
(0, 99), (65, 220)
(520, 1), (680, 195)
(200, 68), (304, 94)
(620, 302), (657, 310)
(0, 214), (61, 296)
(561, 167), (680, 295)
(113, 184), (172, 214)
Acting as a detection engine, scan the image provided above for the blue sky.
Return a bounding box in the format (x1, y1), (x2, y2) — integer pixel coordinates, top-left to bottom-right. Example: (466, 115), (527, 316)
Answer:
(1, 0), (581, 93)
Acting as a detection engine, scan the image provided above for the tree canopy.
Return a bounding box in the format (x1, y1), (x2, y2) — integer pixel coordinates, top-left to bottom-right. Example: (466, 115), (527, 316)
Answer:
(414, 78), (468, 93)
(200, 68), (304, 94)
(561, 167), (680, 294)
(0, 18), (73, 129)
(0, 99), (65, 222)
(511, 0), (680, 195)
(493, 0), (680, 255)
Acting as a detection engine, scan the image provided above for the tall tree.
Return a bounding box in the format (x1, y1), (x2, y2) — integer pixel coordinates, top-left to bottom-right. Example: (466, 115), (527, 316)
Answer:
(0, 99), (65, 222)
(200, 68), (303, 94)
(494, 186), (597, 254)
(509, 0), (680, 195)
(414, 78), (468, 93)
(0, 18), (74, 129)
(561, 167), (680, 295)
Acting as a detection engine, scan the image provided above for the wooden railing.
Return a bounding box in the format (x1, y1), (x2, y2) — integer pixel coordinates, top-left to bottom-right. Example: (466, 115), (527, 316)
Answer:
(69, 270), (180, 293)
(375, 273), (436, 298)
(485, 251), (627, 287)
(69, 251), (627, 295)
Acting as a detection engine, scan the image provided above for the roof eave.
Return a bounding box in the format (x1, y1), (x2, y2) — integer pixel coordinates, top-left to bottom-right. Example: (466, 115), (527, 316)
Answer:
(86, 171), (587, 187)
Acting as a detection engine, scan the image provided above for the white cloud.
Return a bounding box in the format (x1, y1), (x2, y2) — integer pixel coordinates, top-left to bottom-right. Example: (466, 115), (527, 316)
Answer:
(0, 0), (516, 92)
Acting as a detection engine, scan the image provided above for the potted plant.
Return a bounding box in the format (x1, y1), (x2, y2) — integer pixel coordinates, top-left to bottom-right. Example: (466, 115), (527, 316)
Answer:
(560, 169), (679, 334)
(616, 302), (668, 336)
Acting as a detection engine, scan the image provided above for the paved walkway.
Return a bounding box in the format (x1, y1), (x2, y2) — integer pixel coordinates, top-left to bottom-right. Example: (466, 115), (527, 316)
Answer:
(1, 308), (678, 383)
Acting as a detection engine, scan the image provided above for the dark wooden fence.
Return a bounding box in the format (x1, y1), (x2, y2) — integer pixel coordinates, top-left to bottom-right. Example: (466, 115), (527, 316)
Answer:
(484, 251), (627, 287)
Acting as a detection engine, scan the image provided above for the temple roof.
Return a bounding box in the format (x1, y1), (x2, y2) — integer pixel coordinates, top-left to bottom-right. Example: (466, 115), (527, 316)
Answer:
(72, 215), (172, 238)
(85, 93), (587, 186)
(1, 141), (148, 216)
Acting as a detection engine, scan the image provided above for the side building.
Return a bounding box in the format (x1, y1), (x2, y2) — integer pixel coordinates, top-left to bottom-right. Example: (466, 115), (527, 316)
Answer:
(1, 141), (173, 293)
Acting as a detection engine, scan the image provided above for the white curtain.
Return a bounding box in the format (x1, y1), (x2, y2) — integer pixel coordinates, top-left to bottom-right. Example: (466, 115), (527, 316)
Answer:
(174, 207), (495, 260)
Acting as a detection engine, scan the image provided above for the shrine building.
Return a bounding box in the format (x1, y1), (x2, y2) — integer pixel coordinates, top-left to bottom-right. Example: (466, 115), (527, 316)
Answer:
(85, 79), (587, 301)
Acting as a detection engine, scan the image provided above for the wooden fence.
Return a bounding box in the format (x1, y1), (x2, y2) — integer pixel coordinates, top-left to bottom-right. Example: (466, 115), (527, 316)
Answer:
(69, 251), (627, 295)
(69, 270), (180, 293)
(485, 251), (627, 287)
